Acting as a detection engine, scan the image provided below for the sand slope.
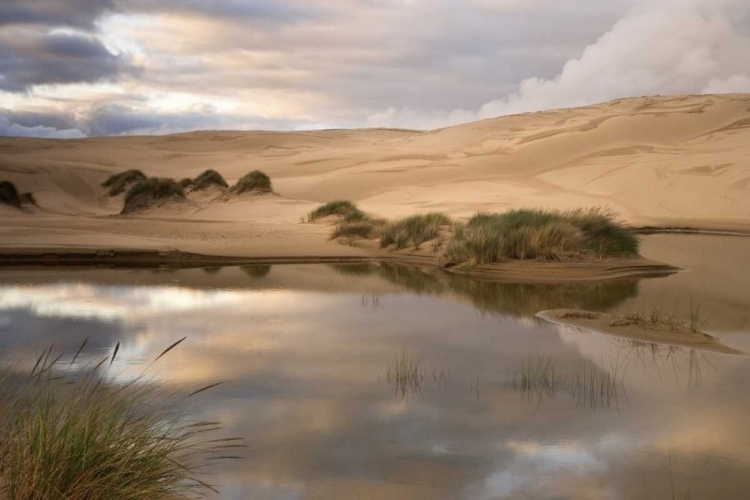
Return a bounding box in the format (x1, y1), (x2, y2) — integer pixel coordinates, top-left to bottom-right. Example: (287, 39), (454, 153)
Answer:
(1, 94), (749, 266)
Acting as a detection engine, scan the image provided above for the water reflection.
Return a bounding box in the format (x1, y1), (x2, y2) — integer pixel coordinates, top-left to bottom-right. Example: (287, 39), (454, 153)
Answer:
(334, 262), (640, 319)
(0, 237), (749, 499)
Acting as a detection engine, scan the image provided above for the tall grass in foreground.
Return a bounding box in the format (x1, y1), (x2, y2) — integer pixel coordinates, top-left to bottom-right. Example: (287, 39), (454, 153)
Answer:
(380, 212), (452, 250)
(101, 169), (148, 196)
(444, 207), (639, 264)
(0, 341), (239, 500)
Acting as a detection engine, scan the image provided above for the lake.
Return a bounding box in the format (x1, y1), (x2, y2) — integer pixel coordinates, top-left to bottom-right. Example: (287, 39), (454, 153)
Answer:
(1, 234), (749, 499)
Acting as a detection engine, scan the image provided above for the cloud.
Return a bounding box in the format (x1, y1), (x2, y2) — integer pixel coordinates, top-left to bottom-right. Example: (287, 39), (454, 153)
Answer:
(0, 28), (137, 92)
(2, 0), (750, 136)
(0, 115), (85, 138)
(368, 0), (750, 129)
(0, 0), (115, 29)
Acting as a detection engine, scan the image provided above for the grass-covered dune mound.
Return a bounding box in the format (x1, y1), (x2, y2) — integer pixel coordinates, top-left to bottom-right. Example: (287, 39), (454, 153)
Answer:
(102, 169), (147, 196)
(232, 170), (272, 194)
(121, 178), (185, 214)
(380, 212), (453, 250)
(444, 208), (639, 264)
(0, 181), (21, 208)
(308, 200), (363, 221)
(179, 177), (196, 188)
(193, 169), (228, 190)
(0, 341), (238, 500)
(0, 181), (37, 209)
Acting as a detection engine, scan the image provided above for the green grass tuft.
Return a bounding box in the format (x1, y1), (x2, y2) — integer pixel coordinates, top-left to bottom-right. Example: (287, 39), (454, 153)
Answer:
(308, 200), (362, 221)
(122, 178), (185, 214)
(380, 212), (452, 250)
(101, 170), (147, 196)
(444, 207), (638, 264)
(193, 169), (228, 190)
(0, 181), (21, 208)
(0, 341), (240, 500)
(179, 177), (196, 188)
(232, 170), (272, 194)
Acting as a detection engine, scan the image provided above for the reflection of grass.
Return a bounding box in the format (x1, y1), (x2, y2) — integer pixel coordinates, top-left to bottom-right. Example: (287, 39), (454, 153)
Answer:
(240, 265), (271, 279)
(376, 262), (638, 319)
(613, 339), (710, 387)
(0, 341), (239, 499)
(507, 350), (626, 410)
(330, 263), (379, 276)
(386, 350), (424, 398)
(202, 266), (222, 275)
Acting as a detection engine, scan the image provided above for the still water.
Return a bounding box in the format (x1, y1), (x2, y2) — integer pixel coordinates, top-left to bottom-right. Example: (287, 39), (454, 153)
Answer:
(1, 235), (750, 499)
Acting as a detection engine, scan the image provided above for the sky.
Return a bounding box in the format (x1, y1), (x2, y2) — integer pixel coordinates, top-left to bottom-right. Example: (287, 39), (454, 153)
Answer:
(1, 0), (749, 138)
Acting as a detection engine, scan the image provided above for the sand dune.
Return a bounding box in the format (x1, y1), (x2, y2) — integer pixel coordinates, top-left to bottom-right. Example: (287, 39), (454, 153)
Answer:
(1, 93), (749, 264)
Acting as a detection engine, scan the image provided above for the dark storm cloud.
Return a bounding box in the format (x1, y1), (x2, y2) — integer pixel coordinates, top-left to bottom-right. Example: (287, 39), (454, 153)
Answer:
(0, 0), (115, 29)
(0, 29), (136, 91)
(84, 104), (316, 136)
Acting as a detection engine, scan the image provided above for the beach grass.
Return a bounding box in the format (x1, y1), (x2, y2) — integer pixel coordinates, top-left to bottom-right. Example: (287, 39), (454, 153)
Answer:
(0, 181), (21, 208)
(122, 178), (185, 214)
(193, 169), (228, 190)
(307, 200), (363, 221)
(380, 212), (453, 250)
(444, 207), (639, 264)
(101, 170), (148, 196)
(232, 170), (272, 194)
(179, 177), (196, 188)
(0, 341), (239, 500)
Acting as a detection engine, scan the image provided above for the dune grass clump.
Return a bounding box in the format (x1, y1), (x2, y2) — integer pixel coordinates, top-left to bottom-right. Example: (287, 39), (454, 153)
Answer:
(232, 170), (272, 194)
(330, 217), (387, 241)
(101, 169), (147, 196)
(444, 207), (639, 264)
(179, 177), (196, 188)
(0, 181), (21, 208)
(380, 212), (452, 250)
(0, 341), (240, 500)
(307, 200), (363, 221)
(122, 178), (185, 214)
(193, 169), (228, 190)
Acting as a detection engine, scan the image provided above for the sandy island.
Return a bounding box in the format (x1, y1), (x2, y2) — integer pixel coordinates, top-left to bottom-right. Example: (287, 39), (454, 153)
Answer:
(2, 94), (750, 280)
(537, 309), (745, 355)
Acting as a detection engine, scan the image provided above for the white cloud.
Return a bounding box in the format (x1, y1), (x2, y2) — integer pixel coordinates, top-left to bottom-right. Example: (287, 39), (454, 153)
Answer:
(0, 116), (85, 138)
(368, 0), (750, 129)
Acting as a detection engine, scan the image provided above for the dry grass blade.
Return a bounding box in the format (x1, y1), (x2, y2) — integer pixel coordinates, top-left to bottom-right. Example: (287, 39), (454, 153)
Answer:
(70, 337), (89, 366)
(186, 382), (223, 399)
(150, 337), (187, 368)
(111, 341), (120, 366)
